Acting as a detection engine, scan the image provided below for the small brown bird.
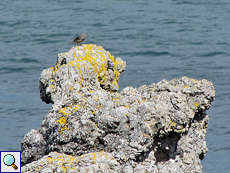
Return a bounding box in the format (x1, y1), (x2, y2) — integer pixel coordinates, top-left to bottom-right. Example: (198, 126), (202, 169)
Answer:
(69, 33), (87, 45)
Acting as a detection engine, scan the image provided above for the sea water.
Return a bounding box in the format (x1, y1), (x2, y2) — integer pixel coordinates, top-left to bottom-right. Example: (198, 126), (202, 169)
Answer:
(0, 0), (229, 172)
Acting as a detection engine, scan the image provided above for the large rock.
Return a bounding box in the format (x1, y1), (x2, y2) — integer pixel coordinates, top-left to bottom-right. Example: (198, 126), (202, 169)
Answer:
(21, 44), (215, 172)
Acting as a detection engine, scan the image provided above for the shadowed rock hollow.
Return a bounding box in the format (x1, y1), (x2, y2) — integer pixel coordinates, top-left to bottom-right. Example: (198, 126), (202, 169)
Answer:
(21, 44), (215, 172)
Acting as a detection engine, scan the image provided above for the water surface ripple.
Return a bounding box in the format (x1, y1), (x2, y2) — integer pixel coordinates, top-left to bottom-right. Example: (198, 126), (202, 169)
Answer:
(0, 1), (229, 172)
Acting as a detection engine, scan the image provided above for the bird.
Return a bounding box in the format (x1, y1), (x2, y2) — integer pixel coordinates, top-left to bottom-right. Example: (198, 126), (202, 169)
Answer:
(69, 33), (87, 45)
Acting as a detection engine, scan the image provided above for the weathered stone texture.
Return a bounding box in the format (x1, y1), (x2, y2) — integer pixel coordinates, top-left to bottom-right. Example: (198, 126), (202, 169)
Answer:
(21, 44), (215, 172)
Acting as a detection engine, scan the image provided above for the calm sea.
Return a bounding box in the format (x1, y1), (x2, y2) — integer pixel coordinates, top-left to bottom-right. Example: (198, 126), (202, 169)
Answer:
(0, 0), (229, 172)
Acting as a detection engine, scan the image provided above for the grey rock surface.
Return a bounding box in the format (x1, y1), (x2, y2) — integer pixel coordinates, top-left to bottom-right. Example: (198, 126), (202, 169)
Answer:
(21, 44), (215, 172)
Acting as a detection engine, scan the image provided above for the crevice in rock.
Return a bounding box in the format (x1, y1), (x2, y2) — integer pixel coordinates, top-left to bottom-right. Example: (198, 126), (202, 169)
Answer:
(199, 152), (205, 160)
(155, 131), (181, 162)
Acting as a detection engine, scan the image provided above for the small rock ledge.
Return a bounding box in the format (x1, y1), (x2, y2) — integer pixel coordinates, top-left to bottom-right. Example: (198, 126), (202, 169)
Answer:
(21, 44), (215, 172)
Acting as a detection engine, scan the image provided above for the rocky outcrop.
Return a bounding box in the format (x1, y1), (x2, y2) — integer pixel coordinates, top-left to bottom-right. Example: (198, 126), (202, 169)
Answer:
(21, 44), (215, 172)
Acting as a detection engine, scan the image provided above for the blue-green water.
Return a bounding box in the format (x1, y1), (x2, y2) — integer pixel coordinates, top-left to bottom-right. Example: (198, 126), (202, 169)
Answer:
(0, 0), (230, 172)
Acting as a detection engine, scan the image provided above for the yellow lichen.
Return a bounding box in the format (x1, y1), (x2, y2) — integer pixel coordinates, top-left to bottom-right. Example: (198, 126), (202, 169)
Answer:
(152, 96), (158, 99)
(56, 116), (69, 134)
(170, 121), (177, 129)
(47, 85), (56, 90)
(59, 107), (69, 115)
(47, 157), (55, 163)
(73, 104), (81, 112)
(43, 152), (81, 171)
(68, 155), (77, 162)
(46, 44), (124, 99)
(50, 67), (55, 71)
(69, 86), (74, 91)
(56, 117), (67, 124)
(61, 163), (67, 171)
(92, 153), (97, 164)
(122, 105), (130, 108)
(111, 80), (119, 90)
(57, 157), (65, 162)
(195, 102), (198, 106)
(183, 85), (188, 89)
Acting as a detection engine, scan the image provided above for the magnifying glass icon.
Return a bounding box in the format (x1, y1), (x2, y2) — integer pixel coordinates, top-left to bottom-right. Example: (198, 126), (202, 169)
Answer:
(3, 154), (18, 170)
